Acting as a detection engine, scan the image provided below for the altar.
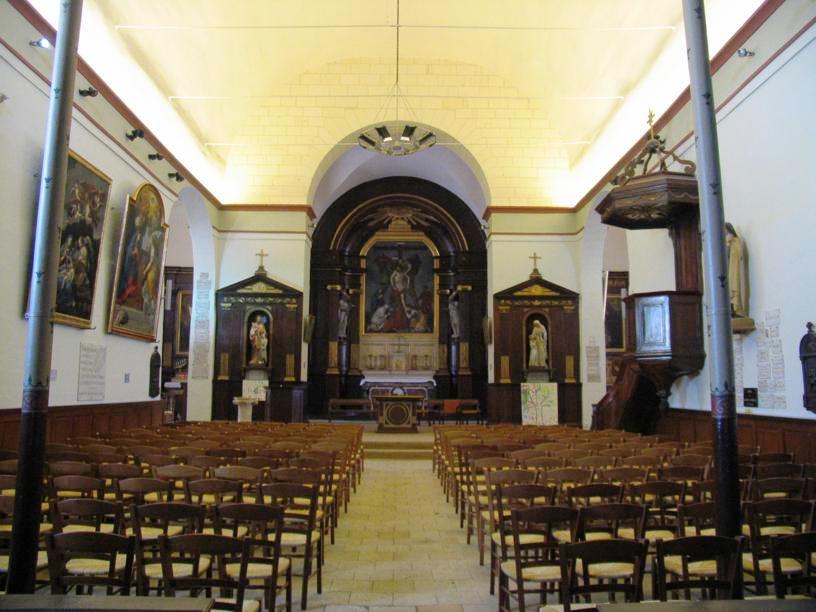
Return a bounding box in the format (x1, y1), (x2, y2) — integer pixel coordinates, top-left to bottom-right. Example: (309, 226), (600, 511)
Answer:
(372, 394), (423, 433)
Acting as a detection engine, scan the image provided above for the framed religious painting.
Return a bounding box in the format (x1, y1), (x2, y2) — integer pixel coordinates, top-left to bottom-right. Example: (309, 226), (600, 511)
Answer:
(174, 289), (192, 355)
(53, 150), (112, 328)
(604, 271), (628, 352)
(108, 183), (168, 341)
(361, 240), (437, 335)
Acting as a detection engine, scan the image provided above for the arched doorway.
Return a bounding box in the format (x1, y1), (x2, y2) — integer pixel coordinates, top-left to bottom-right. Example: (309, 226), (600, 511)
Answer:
(308, 177), (487, 417)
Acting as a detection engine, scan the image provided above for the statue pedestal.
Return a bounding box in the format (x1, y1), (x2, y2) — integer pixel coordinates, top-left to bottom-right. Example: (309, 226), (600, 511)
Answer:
(732, 317), (756, 334)
(525, 368), (552, 383)
(232, 396), (256, 423)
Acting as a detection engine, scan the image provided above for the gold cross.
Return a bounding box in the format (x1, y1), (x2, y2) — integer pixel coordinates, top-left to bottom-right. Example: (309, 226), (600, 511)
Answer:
(529, 252), (541, 269)
(256, 249), (268, 268)
(647, 109), (655, 140)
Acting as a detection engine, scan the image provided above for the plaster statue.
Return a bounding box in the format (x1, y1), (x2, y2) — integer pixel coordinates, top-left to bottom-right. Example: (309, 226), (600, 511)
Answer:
(248, 314), (268, 366)
(725, 222), (748, 318)
(528, 319), (548, 368)
(448, 290), (460, 338)
(337, 290), (352, 339)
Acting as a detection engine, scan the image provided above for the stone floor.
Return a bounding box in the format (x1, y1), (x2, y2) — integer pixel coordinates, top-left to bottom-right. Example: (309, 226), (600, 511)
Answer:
(293, 448), (497, 611)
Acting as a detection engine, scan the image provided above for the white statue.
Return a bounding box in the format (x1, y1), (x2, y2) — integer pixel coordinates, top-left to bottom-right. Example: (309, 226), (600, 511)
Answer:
(528, 319), (548, 368)
(725, 223), (748, 318)
(448, 290), (460, 338)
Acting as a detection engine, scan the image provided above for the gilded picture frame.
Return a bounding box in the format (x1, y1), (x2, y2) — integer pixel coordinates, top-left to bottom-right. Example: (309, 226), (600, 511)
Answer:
(53, 150), (112, 328)
(107, 183), (169, 341)
(175, 289), (192, 355)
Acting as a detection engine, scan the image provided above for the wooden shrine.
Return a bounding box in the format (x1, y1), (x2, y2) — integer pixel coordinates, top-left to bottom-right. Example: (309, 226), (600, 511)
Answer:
(211, 262), (304, 421)
(488, 263), (581, 425)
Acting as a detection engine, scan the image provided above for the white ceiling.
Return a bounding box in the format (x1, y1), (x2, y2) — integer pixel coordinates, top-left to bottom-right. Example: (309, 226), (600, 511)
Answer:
(31, 0), (763, 209)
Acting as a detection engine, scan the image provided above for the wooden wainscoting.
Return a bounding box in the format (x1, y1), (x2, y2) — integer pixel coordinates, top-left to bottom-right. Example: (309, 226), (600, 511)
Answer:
(655, 408), (816, 463)
(0, 400), (164, 450)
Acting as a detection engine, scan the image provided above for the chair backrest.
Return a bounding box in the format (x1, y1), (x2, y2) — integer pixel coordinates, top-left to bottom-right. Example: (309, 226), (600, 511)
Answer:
(655, 535), (744, 601)
(575, 503), (646, 541)
(187, 478), (245, 506)
(52, 497), (124, 535)
(754, 462), (805, 480)
(506, 504), (578, 581)
(48, 461), (94, 478)
(559, 538), (647, 610)
(596, 467), (648, 487)
(770, 531), (816, 598)
(258, 482), (318, 538)
(751, 477), (807, 501)
(158, 533), (250, 611)
(51, 475), (104, 500)
(755, 452), (794, 464)
(568, 483), (623, 507)
(117, 477), (173, 504)
(677, 501), (717, 537)
(46, 531), (135, 595)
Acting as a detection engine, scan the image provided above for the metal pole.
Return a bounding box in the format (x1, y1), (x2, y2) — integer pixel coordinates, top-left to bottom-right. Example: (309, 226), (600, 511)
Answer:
(681, 0), (740, 538)
(6, 0), (84, 593)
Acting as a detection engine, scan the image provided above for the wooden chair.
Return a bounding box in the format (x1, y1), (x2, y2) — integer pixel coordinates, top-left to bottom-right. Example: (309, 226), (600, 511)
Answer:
(130, 501), (206, 596)
(566, 483), (624, 509)
(97, 462), (142, 503)
(49, 475), (104, 502)
(575, 503), (646, 543)
(0, 494), (50, 586)
(259, 481), (322, 609)
(154, 464), (206, 501)
(216, 503), (292, 611)
(46, 531), (134, 595)
(770, 531), (816, 599)
(751, 477), (807, 501)
(743, 498), (815, 595)
(627, 480), (686, 543)
(498, 504), (577, 611)
(158, 533), (257, 612)
(117, 477), (173, 507)
(755, 452), (795, 464)
(655, 535), (744, 601)
(540, 468), (593, 503)
(678, 501), (717, 537)
(755, 463), (805, 480)
(558, 538), (648, 611)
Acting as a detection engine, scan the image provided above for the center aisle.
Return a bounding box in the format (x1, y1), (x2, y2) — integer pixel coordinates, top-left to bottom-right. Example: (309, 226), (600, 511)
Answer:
(305, 447), (496, 611)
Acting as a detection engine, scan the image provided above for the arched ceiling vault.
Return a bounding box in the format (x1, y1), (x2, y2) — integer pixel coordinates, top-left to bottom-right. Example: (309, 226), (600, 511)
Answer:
(29, 0), (763, 209)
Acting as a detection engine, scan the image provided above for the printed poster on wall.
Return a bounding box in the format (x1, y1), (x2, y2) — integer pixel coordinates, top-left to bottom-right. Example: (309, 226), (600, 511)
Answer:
(521, 382), (558, 425)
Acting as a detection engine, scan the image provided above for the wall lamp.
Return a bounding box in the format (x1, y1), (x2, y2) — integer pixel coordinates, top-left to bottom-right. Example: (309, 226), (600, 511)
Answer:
(736, 48), (755, 58)
(148, 153), (164, 161)
(168, 172), (184, 183)
(78, 87), (98, 97)
(126, 128), (144, 141)
(29, 38), (52, 49)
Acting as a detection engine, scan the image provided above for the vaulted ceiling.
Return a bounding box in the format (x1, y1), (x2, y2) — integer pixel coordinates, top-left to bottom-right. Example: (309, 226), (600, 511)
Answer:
(30, 0), (762, 209)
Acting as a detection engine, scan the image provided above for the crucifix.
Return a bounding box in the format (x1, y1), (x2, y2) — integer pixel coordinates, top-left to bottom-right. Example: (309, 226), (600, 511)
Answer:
(256, 249), (268, 269)
(529, 252), (541, 269)
(647, 109), (656, 140)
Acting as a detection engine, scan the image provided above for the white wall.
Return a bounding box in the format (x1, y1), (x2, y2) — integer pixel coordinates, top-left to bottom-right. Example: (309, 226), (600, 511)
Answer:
(0, 44), (181, 408)
(629, 25), (816, 419)
(165, 204), (194, 267)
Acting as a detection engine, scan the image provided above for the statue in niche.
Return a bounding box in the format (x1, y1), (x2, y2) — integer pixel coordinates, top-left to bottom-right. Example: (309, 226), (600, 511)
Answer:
(337, 290), (352, 340)
(247, 313), (269, 366)
(448, 290), (460, 339)
(725, 223), (748, 318)
(528, 319), (549, 368)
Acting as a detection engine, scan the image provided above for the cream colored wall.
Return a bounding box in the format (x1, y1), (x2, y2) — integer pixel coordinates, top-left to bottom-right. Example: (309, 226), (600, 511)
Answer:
(0, 42), (181, 409)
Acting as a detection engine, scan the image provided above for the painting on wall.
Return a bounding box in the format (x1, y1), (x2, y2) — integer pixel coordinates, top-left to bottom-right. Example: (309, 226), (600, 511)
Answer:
(108, 183), (168, 341)
(363, 241), (436, 334)
(175, 289), (192, 355)
(604, 271), (628, 352)
(53, 151), (112, 328)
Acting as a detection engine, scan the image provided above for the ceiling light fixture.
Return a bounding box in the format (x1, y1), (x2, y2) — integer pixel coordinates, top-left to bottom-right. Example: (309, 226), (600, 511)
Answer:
(29, 38), (52, 49)
(736, 48), (755, 58)
(148, 153), (164, 161)
(78, 87), (98, 97)
(126, 128), (144, 141)
(357, 0), (435, 157)
(168, 172), (184, 182)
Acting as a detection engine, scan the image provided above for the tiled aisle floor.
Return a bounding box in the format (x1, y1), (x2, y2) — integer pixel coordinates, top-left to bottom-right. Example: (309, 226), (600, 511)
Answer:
(302, 456), (497, 611)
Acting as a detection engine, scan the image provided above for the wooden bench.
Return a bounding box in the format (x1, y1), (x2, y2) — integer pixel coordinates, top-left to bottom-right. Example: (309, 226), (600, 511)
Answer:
(422, 399), (482, 424)
(327, 398), (374, 421)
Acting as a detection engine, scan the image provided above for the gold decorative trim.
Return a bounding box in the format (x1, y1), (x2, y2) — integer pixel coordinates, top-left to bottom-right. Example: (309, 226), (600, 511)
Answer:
(285, 353), (296, 381)
(565, 355), (576, 383)
(237, 281), (283, 294)
(218, 353), (230, 380)
(514, 285), (558, 297)
(500, 355), (511, 384)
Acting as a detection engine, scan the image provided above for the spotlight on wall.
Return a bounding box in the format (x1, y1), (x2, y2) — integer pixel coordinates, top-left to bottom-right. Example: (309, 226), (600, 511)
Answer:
(125, 128), (144, 141)
(167, 172), (184, 183)
(736, 48), (755, 58)
(148, 153), (164, 161)
(78, 87), (98, 97)
(29, 38), (52, 49)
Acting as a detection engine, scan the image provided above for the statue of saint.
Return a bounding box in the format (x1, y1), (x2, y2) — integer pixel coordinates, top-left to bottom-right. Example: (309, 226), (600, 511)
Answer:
(448, 290), (460, 338)
(528, 319), (548, 368)
(248, 314), (268, 366)
(725, 223), (748, 318)
(337, 290), (352, 339)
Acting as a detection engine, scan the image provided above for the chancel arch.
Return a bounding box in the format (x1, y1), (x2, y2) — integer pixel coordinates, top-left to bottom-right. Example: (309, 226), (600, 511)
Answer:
(308, 177), (488, 417)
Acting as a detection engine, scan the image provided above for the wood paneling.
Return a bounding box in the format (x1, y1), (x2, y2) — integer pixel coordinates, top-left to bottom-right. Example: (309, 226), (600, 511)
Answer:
(656, 408), (816, 463)
(0, 400), (164, 449)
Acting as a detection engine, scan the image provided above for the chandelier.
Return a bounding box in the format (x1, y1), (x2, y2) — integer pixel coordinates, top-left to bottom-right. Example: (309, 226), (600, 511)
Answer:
(357, 0), (436, 157)
(358, 124), (436, 157)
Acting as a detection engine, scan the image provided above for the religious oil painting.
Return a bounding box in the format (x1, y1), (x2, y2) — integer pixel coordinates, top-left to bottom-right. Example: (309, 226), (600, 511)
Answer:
(175, 289), (192, 355)
(604, 271), (628, 352)
(54, 151), (112, 328)
(364, 241), (435, 334)
(108, 183), (168, 341)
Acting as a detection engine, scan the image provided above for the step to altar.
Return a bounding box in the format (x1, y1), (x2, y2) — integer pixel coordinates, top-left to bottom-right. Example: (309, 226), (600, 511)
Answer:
(362, 431), (434, 460)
